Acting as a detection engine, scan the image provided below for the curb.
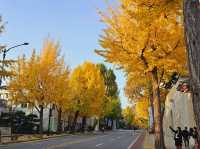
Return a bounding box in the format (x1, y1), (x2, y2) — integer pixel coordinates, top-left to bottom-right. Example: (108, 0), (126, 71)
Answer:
(0, 131), (104, 146)
(128, 132), (145, 149)
(0, 134), (71, 145)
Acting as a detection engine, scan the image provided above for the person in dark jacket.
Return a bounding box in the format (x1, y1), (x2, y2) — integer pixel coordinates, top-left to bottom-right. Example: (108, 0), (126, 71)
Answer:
(182, 126), (189, 147)
(169, 126), (183, 149)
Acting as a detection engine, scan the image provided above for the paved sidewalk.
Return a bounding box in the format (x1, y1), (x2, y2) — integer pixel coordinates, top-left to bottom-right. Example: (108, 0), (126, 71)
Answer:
(143, 132), (155, 149)
(128, 131), (145, 149)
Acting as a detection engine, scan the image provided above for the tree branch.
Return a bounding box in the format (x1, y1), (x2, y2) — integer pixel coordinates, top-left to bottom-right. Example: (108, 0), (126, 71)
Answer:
(158, 68), (165, 85)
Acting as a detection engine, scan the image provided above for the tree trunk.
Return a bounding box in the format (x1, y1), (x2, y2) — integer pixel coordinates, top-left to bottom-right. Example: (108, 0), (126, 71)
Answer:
(68, 115), (72, 131)
(106, 118), (109, 129)
(94, 118), (99, 131)
(10, 112), (14, 140)
(183, 0), (200, 132)
(39, 105), (44, 136)
(111, 118), (113, 130)
(0, 130), (1, 143)
(81, 116), (86, 132)
(148, 80), (155, 133)
(48, 106), (53, 135)
(141, 50), (155, 133)
(151, 68), (165, 149)
(57, 108), (62, 133)
(71, 111), (79, 132)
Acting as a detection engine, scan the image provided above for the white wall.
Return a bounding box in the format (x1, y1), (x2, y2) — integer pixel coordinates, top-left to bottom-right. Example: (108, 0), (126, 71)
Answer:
(163, 79), (196, 148)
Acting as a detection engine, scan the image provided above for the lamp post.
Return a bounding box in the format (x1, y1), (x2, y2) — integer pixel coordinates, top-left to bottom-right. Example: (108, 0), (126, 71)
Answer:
(0, 43), (29, 140)
(0, 42), (29, 86)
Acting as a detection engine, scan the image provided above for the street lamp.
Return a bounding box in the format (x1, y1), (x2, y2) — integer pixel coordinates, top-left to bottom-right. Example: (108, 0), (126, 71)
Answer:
(2, 42), (29, 61)
(0, 42), (29, 140)
(0, 42), (29, 86)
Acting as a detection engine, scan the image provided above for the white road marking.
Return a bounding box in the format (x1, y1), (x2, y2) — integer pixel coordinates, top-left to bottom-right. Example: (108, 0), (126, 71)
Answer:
(96, 143), (103, 147)
(117, 136), (121, 139)
(127, 134), (141, 149)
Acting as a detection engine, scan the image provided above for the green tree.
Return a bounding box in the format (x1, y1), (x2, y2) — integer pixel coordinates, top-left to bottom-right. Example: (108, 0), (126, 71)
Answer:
(97, 64), (121, 129)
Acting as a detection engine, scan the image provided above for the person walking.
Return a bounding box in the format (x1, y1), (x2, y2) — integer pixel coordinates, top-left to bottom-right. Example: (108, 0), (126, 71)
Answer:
(193, 127), (199, 149)
(189, 128), (195, 148)
(182, 127), (190, 148)
(169, 126), (183, 149)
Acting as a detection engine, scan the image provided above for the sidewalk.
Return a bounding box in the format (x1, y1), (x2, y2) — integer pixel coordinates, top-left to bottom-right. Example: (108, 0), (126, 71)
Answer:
(128, 131), (145, 149)
(143, 132), (155, 149)
(140, 132), (192, 149)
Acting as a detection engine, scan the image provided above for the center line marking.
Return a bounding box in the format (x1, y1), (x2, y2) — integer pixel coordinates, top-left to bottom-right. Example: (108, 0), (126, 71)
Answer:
(96, 143), (103, 147)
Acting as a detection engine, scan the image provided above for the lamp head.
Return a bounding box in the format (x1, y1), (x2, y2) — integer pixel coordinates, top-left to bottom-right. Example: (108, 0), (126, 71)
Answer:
(23, 42), (29, 45)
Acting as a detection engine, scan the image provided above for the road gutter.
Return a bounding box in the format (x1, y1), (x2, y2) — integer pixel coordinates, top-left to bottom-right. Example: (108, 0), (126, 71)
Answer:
(0, 132), (102, 145)
(0, 134), (71, 145)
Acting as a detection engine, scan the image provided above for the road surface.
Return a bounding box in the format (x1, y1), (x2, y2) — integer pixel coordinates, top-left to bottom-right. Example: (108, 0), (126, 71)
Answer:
(0, 130), (142, 149)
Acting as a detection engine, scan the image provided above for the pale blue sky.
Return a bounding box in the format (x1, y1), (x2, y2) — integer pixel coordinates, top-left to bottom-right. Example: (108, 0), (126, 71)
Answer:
(0, 0), (129, 108)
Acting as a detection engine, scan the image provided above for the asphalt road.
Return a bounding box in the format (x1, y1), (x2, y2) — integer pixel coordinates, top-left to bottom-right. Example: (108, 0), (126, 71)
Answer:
(0, 130), (142, 149)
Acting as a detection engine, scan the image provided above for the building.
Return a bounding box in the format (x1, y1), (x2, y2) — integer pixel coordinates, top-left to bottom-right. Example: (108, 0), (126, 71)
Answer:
(0, 88), (9, 115)
(163, 78), (196, 148)
(0, 87), (98, 132)
(0, 87), (58, 132)
(0, 99), (7, 115)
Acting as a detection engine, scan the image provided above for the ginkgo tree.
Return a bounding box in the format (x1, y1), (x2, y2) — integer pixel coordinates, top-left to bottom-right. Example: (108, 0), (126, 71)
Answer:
(8, 40), (70, 135)
(96, 0), (187, 148)
(122, 106), (134, 128)
(125, 71), (155, 130)
(125, 72), (152, 128)
(51, 68), (71, 133)
(134, 96), (149, 128)
(69, 61), (106, 132)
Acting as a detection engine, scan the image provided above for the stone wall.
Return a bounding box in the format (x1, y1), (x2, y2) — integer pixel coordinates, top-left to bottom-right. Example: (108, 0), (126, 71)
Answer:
(0, 127), (11, 143)
(163, 79), (196, 148)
